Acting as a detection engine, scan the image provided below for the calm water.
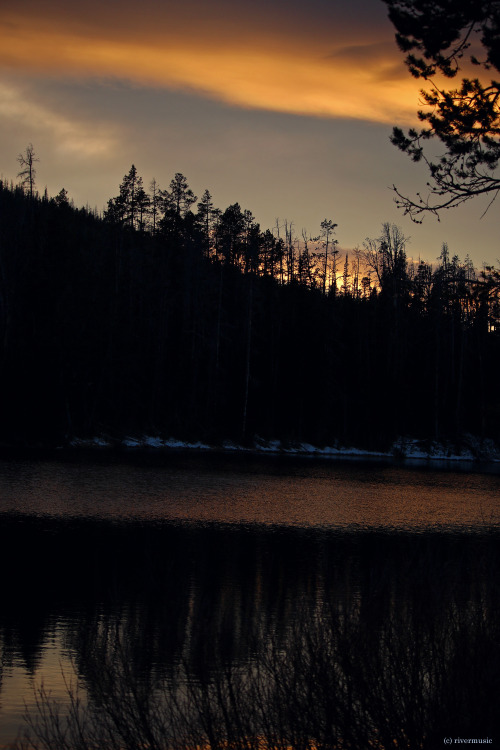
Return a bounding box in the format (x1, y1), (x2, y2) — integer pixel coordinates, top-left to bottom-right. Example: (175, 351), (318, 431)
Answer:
(0, 454), (499, 748)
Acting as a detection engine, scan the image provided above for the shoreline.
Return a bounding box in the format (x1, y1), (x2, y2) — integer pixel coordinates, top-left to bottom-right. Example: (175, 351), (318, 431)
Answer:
(0, 434), (498, 470)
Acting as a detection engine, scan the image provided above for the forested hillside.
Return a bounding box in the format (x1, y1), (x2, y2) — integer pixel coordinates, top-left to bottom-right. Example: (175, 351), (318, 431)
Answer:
(0, 170), (499, 451)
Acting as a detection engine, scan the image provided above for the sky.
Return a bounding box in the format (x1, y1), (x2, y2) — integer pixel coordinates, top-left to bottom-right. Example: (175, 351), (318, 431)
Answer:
(0, 0), (499, 267)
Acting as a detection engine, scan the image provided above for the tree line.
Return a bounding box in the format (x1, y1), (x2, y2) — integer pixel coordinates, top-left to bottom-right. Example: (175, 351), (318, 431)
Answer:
(0, 162), (498, 451)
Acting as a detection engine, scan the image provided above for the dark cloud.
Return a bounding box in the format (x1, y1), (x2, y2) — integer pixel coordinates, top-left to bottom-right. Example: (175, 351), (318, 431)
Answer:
(2, 0), (393, 46)
(326, 40), (407, 80)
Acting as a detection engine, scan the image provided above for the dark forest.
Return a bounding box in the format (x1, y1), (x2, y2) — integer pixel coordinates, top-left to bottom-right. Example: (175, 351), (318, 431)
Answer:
(0, 167), (499, 452)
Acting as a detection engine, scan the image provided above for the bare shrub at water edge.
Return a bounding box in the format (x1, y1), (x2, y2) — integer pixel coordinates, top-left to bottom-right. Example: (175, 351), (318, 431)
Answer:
(13, 655), (191, 750)
(12, 581), (500, 750)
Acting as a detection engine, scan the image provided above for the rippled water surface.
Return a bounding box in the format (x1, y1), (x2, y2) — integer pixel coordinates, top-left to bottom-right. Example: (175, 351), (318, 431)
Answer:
(0, 454), (498, 530)
(1, 454), (499, 748)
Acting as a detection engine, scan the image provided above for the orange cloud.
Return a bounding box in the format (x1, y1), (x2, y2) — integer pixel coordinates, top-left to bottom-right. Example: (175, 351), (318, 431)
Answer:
(0, 10), (422, 125)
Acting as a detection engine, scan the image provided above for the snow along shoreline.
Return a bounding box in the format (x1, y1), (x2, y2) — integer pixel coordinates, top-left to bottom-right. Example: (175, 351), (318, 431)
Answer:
(66, 434), (500, 464)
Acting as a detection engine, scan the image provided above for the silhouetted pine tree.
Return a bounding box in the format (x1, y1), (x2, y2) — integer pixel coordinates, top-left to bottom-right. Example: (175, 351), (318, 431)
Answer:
(0, 178), (498, 449)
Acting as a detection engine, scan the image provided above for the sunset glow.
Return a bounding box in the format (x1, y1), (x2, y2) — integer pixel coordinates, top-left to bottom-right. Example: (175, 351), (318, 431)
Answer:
(0, 16), (419, 125)
(1, 0), (498, 264)
(0, 4), (499, 745)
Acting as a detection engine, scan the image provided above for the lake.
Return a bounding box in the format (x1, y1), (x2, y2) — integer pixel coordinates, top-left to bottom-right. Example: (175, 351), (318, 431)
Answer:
(0, 453), (499, 749)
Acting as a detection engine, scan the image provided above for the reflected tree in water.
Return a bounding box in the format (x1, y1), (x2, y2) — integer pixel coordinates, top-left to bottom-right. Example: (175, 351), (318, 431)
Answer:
(9, 526), (500, 750)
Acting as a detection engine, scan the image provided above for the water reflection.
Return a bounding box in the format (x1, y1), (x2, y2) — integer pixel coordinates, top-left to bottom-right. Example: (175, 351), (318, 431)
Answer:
(1, 515), (499, 748)
(0, 455), (499, 530)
